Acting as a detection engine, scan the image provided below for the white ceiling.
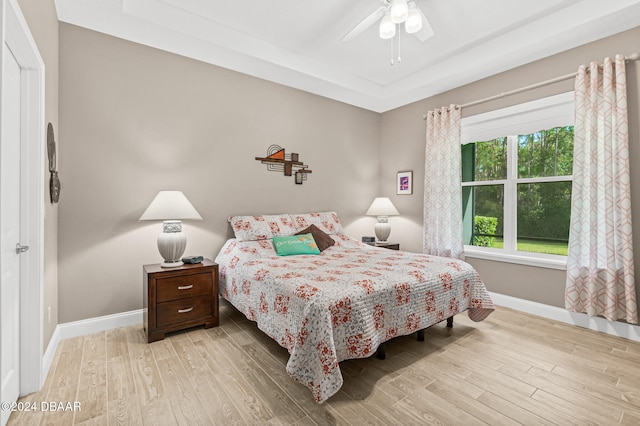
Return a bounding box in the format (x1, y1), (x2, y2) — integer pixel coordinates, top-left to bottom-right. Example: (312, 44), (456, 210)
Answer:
(54, 0), (640, 112)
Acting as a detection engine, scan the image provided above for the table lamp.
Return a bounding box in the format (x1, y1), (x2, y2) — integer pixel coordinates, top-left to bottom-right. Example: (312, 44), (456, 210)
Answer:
(139, 191), (202, 267)
(365, 197), (399, 242)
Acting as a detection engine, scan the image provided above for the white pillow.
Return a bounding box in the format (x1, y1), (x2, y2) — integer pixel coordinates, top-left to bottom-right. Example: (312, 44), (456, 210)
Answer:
(290, 211), (344, 235)
(228, 214), (297, 241)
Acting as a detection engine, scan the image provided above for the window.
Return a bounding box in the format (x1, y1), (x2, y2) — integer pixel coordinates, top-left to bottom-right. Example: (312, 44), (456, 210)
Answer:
(460, 92), (574, 269)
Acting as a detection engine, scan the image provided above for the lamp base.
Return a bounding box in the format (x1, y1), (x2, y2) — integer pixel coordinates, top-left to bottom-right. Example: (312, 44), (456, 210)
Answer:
(374, 218), (391, 243)
(161, 260), (184, 268)
(157, 220), (187, 268)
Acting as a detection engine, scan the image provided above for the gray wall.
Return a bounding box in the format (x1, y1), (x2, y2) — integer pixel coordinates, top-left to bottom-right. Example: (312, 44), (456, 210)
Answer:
(58, 23), (380, 323)
(18, 0), (59, 348)
(380, 26), (640, 308)
(58, 20), (640, 322)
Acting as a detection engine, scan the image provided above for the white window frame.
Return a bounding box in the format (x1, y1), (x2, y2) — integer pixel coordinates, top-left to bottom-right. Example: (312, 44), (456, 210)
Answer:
(461, 92), (574, 270)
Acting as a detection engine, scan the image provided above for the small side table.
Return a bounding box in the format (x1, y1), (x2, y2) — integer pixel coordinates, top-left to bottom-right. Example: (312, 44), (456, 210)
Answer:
(375, 242), (400, 250)
(143, 259), (218, 343)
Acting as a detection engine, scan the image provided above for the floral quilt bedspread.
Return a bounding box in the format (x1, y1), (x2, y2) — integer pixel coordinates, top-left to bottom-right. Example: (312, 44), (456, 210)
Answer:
(215, 234), (494, 403)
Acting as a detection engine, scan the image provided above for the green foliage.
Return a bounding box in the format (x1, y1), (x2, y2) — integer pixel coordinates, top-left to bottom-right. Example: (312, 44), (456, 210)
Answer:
(515, 126), (573, 240)
(463, 126), (574, 244)
(517, 181), (571, 241)
(473, 216), (498, 247)
(474, 185), (503, 234)
(490, 238), (568, 255)
(516, 239), (568, 256)
(467, 137), (507, 182)
(518, 127), (574, 178)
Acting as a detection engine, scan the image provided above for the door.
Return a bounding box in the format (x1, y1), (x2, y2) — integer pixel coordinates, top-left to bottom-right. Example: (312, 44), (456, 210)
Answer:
(0, 0), (45, 412)
(1, 43), (22, 425)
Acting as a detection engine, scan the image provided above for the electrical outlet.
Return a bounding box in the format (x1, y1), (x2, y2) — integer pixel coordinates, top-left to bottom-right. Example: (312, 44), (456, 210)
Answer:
(48, 306), (51, 324)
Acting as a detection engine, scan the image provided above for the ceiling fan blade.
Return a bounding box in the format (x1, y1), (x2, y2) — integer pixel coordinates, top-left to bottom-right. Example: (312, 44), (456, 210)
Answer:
(413, 6), (434, 42)
(341, 6), (387, 42)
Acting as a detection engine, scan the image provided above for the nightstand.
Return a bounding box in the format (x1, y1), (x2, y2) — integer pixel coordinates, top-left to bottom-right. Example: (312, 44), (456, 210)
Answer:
(143, 259), (218, 343)
(375, 242), (400, 250)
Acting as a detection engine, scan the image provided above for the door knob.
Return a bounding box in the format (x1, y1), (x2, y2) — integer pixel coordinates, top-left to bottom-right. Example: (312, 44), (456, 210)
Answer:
(16, 243), (29, 254)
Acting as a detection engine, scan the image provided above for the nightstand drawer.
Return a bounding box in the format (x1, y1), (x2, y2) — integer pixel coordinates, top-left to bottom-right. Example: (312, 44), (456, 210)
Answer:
(156, 296), (212, 327)
(156, 273), (212, 302)
(144, 259), (218, 342)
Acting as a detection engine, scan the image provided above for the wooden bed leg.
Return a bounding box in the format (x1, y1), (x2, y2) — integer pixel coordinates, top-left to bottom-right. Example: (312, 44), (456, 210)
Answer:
(446, 316), (453, 328)
(376, 343), (386, 360)
(417, 329), (425, 341)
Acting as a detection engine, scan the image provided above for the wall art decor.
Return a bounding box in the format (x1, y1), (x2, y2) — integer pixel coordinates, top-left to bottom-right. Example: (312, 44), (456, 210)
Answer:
(397, 171), (412, 195)
(255, 144), (312, 185)
(47, 122), (61, 203)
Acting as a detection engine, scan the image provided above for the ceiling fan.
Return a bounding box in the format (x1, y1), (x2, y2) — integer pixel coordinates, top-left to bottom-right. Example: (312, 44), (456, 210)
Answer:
(342, 0), (434, 43)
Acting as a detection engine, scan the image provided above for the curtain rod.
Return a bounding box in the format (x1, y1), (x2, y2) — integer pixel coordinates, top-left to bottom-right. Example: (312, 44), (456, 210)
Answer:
(422, 53), (640, 119)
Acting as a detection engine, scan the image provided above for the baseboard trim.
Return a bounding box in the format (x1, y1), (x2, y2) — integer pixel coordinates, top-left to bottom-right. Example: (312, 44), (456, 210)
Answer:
(489, 292), (640, 342)
(41, 309), (143, 383)
(42, 326), (61, 387)
(40, 295), (640, 384)
(57, 309), (143, 340)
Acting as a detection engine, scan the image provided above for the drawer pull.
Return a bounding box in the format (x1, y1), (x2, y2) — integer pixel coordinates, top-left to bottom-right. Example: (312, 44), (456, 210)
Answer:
(177, 284), (193, 290)
(178, 307), (194, 314)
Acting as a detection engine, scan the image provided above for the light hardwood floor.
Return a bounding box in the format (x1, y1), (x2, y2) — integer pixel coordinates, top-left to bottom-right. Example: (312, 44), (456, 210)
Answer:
(8, 300), (640, 425)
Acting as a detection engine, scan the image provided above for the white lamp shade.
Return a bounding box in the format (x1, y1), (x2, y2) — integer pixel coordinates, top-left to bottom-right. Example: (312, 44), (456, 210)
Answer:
(366, 197), (400, 216)
(379, 14), (396, 39)
(405, 8), (423, 34)
(139, 191), (202, 221)
(390, 0), (409, 24)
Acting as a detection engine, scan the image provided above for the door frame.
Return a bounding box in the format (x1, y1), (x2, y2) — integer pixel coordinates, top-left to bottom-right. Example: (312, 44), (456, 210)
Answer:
(2, 0), (45, 394)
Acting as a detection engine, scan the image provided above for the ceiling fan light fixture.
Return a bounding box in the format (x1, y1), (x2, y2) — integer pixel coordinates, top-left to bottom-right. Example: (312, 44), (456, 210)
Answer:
(390, 0), (409, 24)
(405, 7), (422, 34)
(379, 13), (396, 39)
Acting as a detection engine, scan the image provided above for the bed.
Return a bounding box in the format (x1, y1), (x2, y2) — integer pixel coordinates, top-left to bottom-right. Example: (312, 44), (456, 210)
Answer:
(215, 211), (494, 403)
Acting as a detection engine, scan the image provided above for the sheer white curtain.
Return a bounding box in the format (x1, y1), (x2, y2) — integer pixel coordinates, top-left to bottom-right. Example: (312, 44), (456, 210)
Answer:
(423, 105), (464, 259)
(565, 55), (637, 324)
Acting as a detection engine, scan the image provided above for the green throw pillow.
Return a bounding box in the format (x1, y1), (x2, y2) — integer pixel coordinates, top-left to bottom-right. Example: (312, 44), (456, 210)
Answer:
(273, 234), (321, 256)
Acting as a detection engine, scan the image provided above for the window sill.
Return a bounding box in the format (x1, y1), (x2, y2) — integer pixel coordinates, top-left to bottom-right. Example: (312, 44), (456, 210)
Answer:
(464, 247), (567, 270)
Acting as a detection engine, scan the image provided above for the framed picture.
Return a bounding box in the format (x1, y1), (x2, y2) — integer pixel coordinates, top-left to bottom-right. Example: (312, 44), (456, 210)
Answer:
(397, 171), (413, 195)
